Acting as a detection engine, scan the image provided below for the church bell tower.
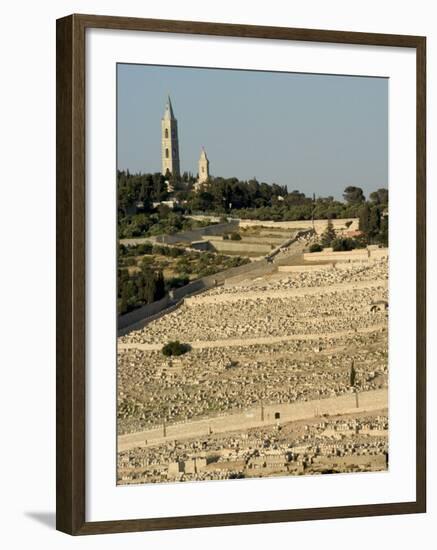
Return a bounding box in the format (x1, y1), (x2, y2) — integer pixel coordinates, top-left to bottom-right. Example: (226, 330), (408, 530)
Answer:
(161, 96), (180, 177)
(198, 147), (210, 184)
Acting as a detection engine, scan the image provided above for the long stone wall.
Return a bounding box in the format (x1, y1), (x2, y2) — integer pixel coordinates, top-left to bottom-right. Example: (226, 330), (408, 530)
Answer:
(118, 295), (171, 331)
(369, 247), (389, 260)
(304, 248), (369, 262)
(278, 264), (334, 273)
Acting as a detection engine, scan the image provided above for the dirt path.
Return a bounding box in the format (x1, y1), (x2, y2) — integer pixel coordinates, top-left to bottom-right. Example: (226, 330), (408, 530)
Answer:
(184, 279), (387, 306)
(118, 323), (386, 352)
(118, 388), (388, 452)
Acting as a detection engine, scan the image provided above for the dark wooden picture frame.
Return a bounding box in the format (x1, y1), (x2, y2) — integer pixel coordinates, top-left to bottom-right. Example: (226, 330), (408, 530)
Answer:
(56, 13), (426, 535)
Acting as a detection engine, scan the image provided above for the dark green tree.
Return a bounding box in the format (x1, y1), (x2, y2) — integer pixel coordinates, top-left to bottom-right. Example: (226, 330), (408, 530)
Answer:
(358, 203), (371, 233)
(154, 270), (166, 300)
(321, 219), (336, 247)
(368, 206), (381, 242)
(369, 188), (389, 206)
(378, 215), (389, 246)
(343, 186), (365, 205)
(350, 362), (357, 387)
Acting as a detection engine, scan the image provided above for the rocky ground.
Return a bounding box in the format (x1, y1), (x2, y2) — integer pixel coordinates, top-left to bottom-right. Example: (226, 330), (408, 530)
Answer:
(118, 411), (388, 484)
(117, 256), (389, 483)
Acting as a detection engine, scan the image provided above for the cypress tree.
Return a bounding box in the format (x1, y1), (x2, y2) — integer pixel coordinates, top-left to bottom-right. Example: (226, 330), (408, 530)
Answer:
(321, 219), (336, 247)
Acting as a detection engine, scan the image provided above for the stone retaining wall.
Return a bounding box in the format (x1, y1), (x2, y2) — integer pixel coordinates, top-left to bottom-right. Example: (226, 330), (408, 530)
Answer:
(304, 247), (388, 263)
(118, 295), (171, 331)
(304, 248), (369, 262)
(278, 264), (334, 273)
(369, 248), (389, 260)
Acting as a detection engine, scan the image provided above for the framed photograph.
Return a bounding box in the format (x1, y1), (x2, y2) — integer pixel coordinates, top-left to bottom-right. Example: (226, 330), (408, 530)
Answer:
(56, 14), (426, 535)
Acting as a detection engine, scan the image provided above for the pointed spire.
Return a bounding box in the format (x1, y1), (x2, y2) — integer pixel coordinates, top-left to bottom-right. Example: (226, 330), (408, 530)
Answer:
(163, 95), (175, 120)
(200, 146), (208, 161)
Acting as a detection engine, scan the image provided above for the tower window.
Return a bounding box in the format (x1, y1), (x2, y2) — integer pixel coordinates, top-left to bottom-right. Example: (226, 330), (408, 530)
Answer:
(165, 148), (169, 158)
(165, 128), (169, 139)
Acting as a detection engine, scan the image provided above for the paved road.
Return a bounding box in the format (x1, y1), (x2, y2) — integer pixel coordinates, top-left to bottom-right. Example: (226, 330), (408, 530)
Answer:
(118, 388), (388, 452)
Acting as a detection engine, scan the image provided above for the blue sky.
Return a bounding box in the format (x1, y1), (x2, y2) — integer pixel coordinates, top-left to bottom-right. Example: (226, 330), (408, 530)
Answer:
(117, 63), (388, 200)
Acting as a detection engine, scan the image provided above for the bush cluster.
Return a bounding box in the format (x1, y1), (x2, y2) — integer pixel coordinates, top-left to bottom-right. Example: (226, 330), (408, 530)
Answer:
(230, 232), (242, 241)
(331, 238), (357, 252)
(309, 243), (323, 253)
(162, 341), (191, 357)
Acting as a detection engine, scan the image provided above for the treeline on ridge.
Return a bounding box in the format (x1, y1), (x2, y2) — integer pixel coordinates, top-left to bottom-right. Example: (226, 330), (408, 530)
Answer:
(117, 169), (387, 222)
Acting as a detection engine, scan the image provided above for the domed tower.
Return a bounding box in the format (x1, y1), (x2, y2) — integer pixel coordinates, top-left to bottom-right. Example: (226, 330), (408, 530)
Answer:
(161, 96), (180, 177)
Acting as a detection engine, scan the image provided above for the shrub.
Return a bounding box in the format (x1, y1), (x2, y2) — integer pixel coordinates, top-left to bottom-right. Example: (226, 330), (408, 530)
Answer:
(230, 232), (242, 241)
(162, 341), (191, 356)
(152, 245), (185, 257)
(309, 243), (323, 253)
(123, 257), (136, 266)
(353, 236), (368, 249)
(332, 237), (356, 252)
(137, 242), (153, 255)
(169, 247), (185, 257)
(140, 256), (154, 268)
